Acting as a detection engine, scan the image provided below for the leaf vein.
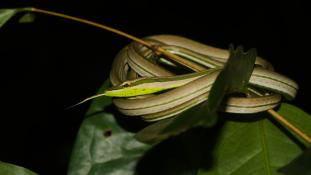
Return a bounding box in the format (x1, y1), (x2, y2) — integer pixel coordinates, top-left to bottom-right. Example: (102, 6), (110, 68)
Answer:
(259, 120), (272, 175)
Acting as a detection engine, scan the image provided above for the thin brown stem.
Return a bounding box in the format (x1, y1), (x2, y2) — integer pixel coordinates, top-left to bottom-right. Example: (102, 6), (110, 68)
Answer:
(30, 7), (201, 71)
(31, 8), (152, 48)
(29, 7), (311, 145)
(268, 109), (311, 144)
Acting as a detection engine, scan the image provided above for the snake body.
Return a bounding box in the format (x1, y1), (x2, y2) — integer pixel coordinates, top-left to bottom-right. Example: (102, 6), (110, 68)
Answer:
(108, 35), (298, 121)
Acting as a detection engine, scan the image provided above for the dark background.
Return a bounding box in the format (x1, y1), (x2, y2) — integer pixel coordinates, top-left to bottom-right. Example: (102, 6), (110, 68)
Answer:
(0, 0), (309, 174)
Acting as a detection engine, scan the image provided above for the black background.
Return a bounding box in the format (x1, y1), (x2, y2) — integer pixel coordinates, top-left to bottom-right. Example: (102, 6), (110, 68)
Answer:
(0, 0), (309, 174)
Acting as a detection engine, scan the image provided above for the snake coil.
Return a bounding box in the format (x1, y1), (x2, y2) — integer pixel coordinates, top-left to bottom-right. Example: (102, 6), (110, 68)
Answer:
(109, 35), (298, 121)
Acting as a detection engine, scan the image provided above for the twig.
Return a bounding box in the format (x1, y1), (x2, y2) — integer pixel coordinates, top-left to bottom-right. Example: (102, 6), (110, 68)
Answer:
(268, 109), (311, 144)
(31, 8), (204, 71)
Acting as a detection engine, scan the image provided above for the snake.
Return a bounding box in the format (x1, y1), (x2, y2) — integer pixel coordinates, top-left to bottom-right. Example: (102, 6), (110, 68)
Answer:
(89, 35), (298, 122)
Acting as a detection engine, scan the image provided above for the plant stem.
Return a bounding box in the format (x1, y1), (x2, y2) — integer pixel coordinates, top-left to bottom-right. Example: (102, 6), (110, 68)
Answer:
(29, 7), (311, 145)
(30, 8), (152, 48)
(268, 109), (311, 144)
(30, 7), (203, 71)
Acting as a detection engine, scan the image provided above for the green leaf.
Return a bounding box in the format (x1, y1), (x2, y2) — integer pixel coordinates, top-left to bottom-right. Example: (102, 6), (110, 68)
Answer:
(18, 13), (36, 23)
(136, 46), (256, 144)
(276, 103), (311, 146)
(0, 8), (31, 28)
(0, 161), (37, 175)
(68, 79), (151, 175)
(198, 103), (311, 175)
(207, 45), (256, 113)
(0, 9), (20, 28)
(279, 148), (311, 175)
(224, 45), (257, 93)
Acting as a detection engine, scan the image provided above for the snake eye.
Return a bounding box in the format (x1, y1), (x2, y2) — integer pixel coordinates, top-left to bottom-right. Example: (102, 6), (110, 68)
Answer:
(120, 81), (131, 87)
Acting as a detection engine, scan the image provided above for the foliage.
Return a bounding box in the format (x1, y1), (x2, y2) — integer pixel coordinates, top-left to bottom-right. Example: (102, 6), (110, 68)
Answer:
(0, 8), (32, 28)
(0, 161), (37, 175)
(69, 80), (311, 175)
